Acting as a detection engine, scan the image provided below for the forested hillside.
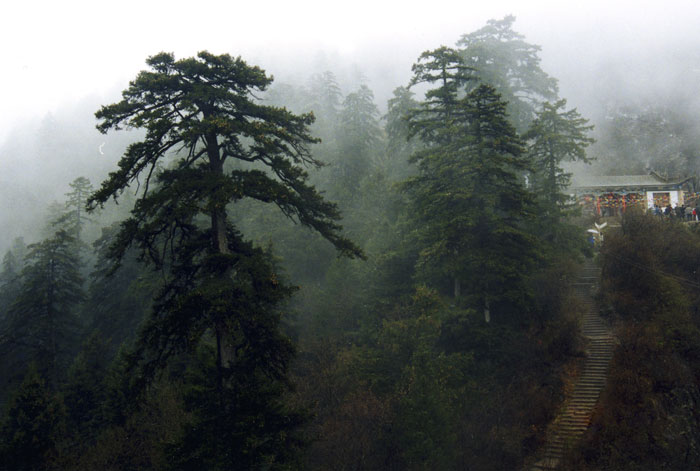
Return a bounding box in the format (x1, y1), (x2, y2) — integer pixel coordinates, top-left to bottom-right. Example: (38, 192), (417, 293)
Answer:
(565, 213), (700, 470)
(0, 15), (696, 471)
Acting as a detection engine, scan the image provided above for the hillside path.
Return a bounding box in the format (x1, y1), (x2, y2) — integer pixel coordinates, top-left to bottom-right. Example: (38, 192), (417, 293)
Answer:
(530, 258), (615, 470)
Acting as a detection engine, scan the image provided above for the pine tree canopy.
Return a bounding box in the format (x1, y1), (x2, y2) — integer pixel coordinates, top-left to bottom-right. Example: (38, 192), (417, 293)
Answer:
(90, 51), (362, 264)
(89, 51), (362, 382)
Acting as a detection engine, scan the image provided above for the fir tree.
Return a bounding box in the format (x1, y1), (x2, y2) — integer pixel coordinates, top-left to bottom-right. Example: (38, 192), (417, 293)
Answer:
(407, 46), (474, 145)
(403, 83), (539, 323)
(524, 99), (594, 229)
(457, 15), (559, 131)
(385, 86), (421, 176)
(332, 85), (382, 197)
(63, 176), (95, 244)
(306, 71), (343, 132)
(82, 223), (156, 354)
(0, 230), (84, 387)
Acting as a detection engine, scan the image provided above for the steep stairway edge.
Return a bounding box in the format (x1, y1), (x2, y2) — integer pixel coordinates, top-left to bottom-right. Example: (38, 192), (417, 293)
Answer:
(529, 258), (615, 471)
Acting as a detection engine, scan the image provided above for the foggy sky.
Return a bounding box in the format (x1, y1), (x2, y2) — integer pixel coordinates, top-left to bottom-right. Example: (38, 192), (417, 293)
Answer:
(2, 0), (700, 253)
(3, 0), (700, 145)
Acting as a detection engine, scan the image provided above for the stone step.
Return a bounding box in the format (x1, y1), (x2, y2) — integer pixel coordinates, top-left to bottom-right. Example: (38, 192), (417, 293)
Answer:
(576, 382), (607, 387)
(572, 390), (603, 396)
(568, 399), (598, 406)
(526, 261), (613, 470)
(576, 377), (607, 382)
(559, 423), (590, 429)
(526, 261), (615, 470)
(559, 419), (591, 426)
(559, 419), (590, 427)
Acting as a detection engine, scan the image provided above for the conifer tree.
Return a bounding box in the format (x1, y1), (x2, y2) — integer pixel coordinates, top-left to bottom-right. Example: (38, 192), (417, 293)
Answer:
(457, 15), (559, 131)
(403, 82), (539, 323)
(524, 99), (594, 224)
(63, 176), (94, 243)
(90, 51), (362, 467)
(407, 46), (474, 144)
(385, 86), (421, 173)
(0, 365), (66, 471)
(333, 85), (382, 196)
(0, 230), (84, 387)
(0, 250), (21, 315)
(61, 331), (110, 445)
(306, 71), (343, 130)
(82, 223), (155, 353)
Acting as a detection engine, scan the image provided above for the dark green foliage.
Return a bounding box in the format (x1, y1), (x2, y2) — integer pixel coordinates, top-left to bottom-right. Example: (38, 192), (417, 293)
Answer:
(62, 331), (110, 441)
(524, 99), (594, 249)
(0, 244), (22, 314)
(70, 373), (188, 470)
(0, 251), (20, 292)
(91, 51), (361, 262)
(0, 230), (84, 388)
(98, 347), (145, 428)
(301, 287), (468, 471)
(304, 71), (343, 140)
(301, 280), (576, 471)
(89, 51), (362, 467)
(566, 214), (700, 469)
(82, 223), (157, 354)
(167, 345), (308, 471)
(0, 30), (605, 471)
(0, 241), (26, 409)
(457, 15), (559, 131)
(403, 81), (539, 321)
(90, 49), (362, 367)
(134, 235), (297, 384)
(0, 365), (66, 471)
(407, 46), (473, 145)
(525, 100), (594, 208)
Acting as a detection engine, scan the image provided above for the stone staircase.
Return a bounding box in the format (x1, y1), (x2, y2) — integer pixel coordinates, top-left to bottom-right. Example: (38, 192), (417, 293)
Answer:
(530, 259), (615, 470)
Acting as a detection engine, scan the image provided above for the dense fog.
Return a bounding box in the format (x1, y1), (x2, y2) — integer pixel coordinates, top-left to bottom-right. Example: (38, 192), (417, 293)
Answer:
(3, 3), (700, 252)
(3, 3), (700, 469)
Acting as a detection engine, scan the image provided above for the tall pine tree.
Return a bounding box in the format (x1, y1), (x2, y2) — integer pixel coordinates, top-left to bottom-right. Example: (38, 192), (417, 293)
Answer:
(90, 51), (362, 468)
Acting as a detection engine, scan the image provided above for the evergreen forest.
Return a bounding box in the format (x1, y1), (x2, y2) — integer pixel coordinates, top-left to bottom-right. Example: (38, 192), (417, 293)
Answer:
(3, 15), (700, 471)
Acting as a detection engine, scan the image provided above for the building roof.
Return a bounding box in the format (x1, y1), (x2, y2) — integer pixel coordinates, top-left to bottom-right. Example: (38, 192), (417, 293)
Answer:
(569, 173), (687, 192)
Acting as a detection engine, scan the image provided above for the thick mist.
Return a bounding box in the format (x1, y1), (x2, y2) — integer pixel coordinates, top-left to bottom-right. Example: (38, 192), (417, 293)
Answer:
(3, 3), (700, 251)
(4, 5), (700, 469)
